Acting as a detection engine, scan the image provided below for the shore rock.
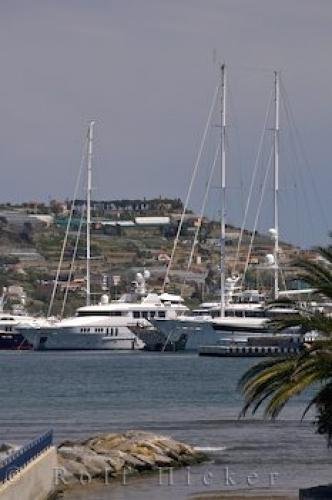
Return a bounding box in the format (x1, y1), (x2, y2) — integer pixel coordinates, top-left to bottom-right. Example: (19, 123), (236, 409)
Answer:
(0, 442), (20, 462)
(57, 430), (205, 488)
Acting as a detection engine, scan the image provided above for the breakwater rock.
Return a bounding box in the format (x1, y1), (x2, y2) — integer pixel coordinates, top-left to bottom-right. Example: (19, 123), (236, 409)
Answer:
(56, 430), (206, 486)
(0, 442), (20, 462)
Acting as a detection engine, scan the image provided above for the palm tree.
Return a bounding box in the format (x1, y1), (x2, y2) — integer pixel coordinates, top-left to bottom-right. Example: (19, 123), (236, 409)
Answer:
(238, 245), (332, 445)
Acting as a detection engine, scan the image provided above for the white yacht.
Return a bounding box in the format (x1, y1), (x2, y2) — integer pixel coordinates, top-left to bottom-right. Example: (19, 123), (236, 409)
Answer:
(151, 282), (268, 349)
(155, 68), (308, 351)
(17, 123), (148, 352)
(18, 315), (145, 351)
(18, 288), (189, 351)
(0, 291), (48, 350)
(212, 303), (301, 335)
(0, 312), (36, 350)
(68, 286), (189, 351)
(18, 123), (187, 352)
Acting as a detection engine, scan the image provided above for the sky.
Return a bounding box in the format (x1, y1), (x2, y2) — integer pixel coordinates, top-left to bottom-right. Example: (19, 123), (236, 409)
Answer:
(0, 0), (331, 247)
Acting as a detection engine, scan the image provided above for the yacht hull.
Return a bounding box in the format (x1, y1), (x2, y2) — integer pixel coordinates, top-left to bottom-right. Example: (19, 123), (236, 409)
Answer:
(20, 327), (144, 351)
(131, 326), (188, 351)
(151, 319), (221, 351)
(0, 332), (32, 350)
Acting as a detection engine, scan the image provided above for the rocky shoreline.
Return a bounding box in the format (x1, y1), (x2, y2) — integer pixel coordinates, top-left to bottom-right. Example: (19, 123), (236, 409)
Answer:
(54, 430), (206, 494)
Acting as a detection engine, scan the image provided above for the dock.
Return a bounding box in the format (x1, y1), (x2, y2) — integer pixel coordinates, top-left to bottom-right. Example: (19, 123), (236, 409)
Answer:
(199, 344), (301, 357)
(199, 336), (303, 357)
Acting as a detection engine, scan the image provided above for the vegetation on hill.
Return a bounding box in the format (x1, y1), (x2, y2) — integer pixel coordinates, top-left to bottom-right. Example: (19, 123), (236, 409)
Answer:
(0, 198), (311, 316)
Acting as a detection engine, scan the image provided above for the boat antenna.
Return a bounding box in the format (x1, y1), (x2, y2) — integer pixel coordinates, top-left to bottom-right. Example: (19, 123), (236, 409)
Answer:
(161, 82), (219, 292)
(273, 71), (279, 300)
(47, 131), (86, 318)
(220, 63), (226, 318)
(86, 120), (95, 306)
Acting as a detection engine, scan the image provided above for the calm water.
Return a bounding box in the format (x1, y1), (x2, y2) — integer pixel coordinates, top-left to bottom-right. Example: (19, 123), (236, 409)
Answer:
(0, 351), (331, 498)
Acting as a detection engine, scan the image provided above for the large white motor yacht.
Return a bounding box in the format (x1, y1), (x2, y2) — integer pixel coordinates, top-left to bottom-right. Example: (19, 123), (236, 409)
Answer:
(68, 289), (189, 351)
(18, 314), (145, 351)
(18, 284), (189, 351)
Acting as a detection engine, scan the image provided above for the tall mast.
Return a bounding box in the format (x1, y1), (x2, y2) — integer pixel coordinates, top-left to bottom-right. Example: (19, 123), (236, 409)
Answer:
(273, 71), (279, 300)
(220, 64), (226, 317)
(86, 120), (95, 306)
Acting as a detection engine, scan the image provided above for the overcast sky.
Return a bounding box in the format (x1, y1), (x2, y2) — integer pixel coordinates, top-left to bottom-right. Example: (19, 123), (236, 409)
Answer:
(0, 0), (331, 247)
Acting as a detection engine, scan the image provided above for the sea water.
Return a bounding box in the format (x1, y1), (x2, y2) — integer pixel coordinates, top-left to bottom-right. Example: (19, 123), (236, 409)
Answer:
(0, 351), (331, 498)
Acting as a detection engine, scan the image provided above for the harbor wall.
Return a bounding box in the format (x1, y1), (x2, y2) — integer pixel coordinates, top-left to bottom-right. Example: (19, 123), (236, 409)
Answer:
(0, 446), (57, 500)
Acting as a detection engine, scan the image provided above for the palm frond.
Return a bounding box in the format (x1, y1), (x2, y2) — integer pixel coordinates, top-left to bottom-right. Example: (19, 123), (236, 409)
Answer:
(239, 242), (332, 445)
(304, 382), (332, 446)
(268, 313), (332, 337)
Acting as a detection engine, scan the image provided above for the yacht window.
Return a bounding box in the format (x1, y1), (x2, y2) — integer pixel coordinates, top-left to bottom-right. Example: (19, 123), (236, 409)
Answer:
(115, 328), (118, 336)
(133, 311), (140, 319)
(77, 311), (122, 317)
(245, 311), (264, 318)
(142, 311), (148, 319)
(150, 311), (156, 318)
(158, 311), (166, 318)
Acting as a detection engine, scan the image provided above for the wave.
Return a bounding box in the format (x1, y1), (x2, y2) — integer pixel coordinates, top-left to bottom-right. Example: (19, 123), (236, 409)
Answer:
(194, 446), (227, 452)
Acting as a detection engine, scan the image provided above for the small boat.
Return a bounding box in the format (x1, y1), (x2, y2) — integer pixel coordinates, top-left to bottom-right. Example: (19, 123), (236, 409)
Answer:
(0, 313), (33, 350)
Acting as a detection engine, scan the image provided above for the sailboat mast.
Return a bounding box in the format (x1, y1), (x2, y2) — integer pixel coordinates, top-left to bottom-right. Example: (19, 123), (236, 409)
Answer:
(86, 120), (95, 306)
(220, 64), (226, 317)
(273, 71), (279, 300)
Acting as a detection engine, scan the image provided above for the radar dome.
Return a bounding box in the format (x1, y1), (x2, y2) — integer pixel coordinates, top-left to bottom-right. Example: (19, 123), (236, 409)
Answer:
(268, 228), (278, 239)
(100, 294), (109, 305)
(143, 270), (151, 279)
(265, 253), (275, 266)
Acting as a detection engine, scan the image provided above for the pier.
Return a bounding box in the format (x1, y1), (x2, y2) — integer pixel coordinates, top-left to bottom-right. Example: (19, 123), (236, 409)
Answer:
(0, 431), (57, 500)
(199, 344), (301, 357)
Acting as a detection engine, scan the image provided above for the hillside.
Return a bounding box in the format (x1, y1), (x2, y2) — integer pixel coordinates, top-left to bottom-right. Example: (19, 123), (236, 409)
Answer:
(0, 199), (306, 316)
